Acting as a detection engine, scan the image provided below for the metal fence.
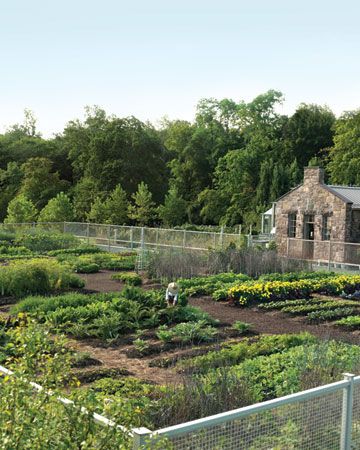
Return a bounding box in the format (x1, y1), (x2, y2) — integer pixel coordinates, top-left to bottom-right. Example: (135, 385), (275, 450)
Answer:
(134, 373), (360, 450)
(0, 222), (244, 252)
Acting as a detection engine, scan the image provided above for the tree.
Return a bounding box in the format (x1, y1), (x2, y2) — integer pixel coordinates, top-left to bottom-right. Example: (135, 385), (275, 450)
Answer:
(72, 176), (103, 220)
(128, 182), (156, 226)
(283, 104), (335, 167)
(86, 197), (110, 223)
(20, 157), (69, 210)
(0, 162), (24, 221)
(158, 187), (187, 227)
(38, 193), (75, 222)
(328, 110), (360, 185)
(87, 185), (128, 224)
(4, 195), (37, 223)
(106, 185), (129, 225)
(64, 107), (169, 202)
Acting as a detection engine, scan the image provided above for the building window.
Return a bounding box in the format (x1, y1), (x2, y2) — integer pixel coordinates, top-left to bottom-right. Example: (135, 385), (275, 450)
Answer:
(303, 214), (315, 240)
(287, 213), (297, 238)
(322, 215), (330, 241)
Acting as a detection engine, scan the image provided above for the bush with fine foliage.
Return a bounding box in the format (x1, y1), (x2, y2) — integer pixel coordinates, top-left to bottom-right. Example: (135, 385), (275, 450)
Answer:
(0, 259), (84, 297)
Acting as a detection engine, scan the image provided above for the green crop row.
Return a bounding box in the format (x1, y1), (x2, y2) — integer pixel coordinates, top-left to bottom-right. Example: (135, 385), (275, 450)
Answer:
(335, 315), (360, 329)
(178, 333), (316, 374)
(56, 252), (136, 273)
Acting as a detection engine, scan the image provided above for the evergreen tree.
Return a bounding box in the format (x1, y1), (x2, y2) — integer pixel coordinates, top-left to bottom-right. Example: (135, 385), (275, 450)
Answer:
(87, 197), (110, 223)
(73, 177), (102, 220)
(158, 187), (187, 226)
(128, 182), (156, 226)
(106, 185), (129, 225)
(38, 192), (75, 222)
(289, 159), (302, 186)
(4, 195), (38, 223)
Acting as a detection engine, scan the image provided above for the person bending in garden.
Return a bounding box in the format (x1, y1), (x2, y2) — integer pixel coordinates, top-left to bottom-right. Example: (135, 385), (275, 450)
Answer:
(166, 282), (179, 307)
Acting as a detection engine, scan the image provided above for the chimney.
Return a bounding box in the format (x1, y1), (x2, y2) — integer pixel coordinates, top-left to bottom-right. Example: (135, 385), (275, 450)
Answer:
(303, 167), (324, 185)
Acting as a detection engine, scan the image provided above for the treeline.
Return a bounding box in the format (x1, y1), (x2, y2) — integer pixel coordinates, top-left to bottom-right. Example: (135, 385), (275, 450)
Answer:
(0, 91), (359, 230)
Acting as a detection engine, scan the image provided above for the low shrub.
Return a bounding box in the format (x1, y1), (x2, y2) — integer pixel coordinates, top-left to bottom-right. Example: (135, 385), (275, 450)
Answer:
(0, 259), (84, 298)
(73, 261), (100, 274)
(111, 272), (142, 286)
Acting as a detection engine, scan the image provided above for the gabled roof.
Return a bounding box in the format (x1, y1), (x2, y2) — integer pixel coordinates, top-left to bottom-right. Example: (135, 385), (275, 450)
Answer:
(326, 185), (360, 209)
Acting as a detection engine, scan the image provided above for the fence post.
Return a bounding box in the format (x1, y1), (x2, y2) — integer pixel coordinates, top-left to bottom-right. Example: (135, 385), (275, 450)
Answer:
(132, 427), (152, 449)
(130, 227), (134, 250)
(328, 239), (332, 271)
(287, 238), (289, 257)
(108, 225), (111, 251)
(220, 226), (224, 249)
(86, 223), (90, 244)
(183, 229), (186, 249)
(63, 221), (66, 234)
(340, 373), (354, 450)
(156, 228), (159, 249)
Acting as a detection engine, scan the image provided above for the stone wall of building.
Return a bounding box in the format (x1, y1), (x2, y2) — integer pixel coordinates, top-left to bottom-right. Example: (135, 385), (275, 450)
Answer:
(275, 167), (351, 262)
(350, 210), (360, 243)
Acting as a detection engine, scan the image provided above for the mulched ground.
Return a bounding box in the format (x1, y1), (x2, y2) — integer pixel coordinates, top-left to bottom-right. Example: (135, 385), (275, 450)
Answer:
(189, 297), (360, 345)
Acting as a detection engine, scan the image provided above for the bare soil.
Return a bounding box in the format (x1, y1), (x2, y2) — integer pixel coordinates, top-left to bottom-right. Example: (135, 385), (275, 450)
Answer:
(189, 297), (360, 345)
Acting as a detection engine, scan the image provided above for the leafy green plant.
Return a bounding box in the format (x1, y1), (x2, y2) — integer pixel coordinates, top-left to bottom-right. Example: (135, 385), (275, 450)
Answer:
(15, 230), (79, 252)
(133, 338), (149, 354)
(156, 325), (173, 343)
(111, 272), (142, 286)
(307, 307), (357, 323)
(179, 333), (317, 374)
(335, 315), (360, 329)
(232, 321), (252, 334)
(170, 320), (217, 344)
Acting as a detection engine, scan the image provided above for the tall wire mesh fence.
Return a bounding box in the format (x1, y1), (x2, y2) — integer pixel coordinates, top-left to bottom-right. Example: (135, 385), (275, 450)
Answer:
(140, 375), (360, 450)
(0, 222), (244, 252)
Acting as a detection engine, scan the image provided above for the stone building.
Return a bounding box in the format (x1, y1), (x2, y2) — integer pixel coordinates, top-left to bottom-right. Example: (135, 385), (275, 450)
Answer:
(274, 167), (360, 263)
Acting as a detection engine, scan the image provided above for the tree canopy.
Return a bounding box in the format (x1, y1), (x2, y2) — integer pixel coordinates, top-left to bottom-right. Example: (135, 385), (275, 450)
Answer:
(0, 93), (351, 230)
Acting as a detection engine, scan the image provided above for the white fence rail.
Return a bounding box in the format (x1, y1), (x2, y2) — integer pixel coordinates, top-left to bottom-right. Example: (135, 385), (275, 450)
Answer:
(2, 361), (359, 449)
(135, 373), (360, 449)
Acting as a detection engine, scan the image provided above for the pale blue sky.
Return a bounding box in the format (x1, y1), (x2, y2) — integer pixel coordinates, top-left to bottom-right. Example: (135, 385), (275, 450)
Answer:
(1, 0), (359, 136)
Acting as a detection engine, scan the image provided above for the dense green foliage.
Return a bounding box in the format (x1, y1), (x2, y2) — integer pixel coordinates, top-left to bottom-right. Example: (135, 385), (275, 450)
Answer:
(0, 320), (140, 448)
(11, 288), (218, 340)
(0, 94), (354, 230)
(0, 259), (83, 297)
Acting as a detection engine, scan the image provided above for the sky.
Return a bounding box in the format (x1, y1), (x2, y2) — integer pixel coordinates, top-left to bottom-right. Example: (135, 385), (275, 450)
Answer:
(1, 0), (360, 136)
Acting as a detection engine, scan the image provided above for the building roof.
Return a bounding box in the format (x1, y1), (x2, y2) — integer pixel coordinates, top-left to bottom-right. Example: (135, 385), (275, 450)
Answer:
(326, 185), (360, 209)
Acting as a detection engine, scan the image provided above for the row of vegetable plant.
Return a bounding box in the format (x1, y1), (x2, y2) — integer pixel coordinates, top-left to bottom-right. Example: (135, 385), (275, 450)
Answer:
(227, 275), (360, 306)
